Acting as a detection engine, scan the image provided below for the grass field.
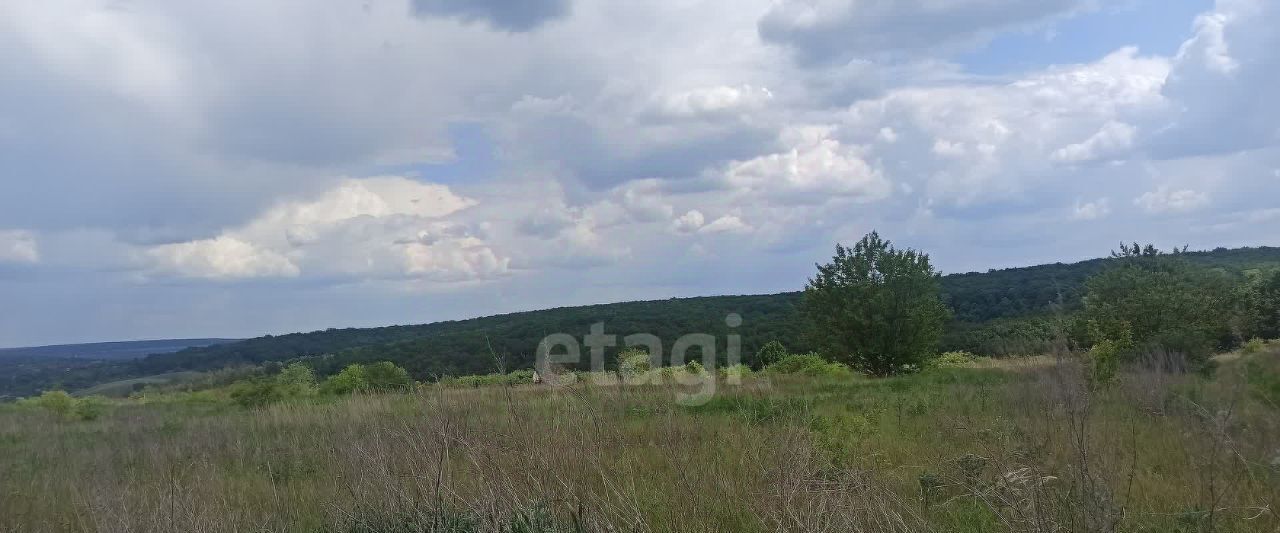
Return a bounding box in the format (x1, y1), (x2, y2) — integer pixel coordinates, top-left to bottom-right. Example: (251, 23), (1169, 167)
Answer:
(2, 349), (1279, 532)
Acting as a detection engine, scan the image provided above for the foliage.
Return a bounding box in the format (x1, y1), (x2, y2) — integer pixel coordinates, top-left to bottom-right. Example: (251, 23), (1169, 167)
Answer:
(275, 363), (317, 396)
(21, 391), (76, 418)
(1240, 338), (1268, 355)
(616, 348), (652, 378)
(1236, 269), (1280, 340)
(802, 232), (950, 376)
(363, 362), (413, 392)
(18, 391), (109, 421)
(765, 353), (855, 377)
(320, 364), (369, 395)
(8, 246), (1280, 398)
(754, 340), (788, 368)
(717, 364), (753, 380)
(1082, 244), (1234, 369)
(930, 351), (978, 369)
(230, 378), (285, 409)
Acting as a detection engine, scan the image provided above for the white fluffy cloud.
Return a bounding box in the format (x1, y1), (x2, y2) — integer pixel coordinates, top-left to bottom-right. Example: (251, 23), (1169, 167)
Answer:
(722, 125), (891, 203)
(143, 177), (506, 282)
(1072, 198), (1112, 221)
(1149, 0), (1280, 157)
(1052, 121), (1138, 163)
(0, 230), (40, 265)
(842, 48), (1169, 205)
(146, 237), (299, 280)
(1134, 187), (1210, 214)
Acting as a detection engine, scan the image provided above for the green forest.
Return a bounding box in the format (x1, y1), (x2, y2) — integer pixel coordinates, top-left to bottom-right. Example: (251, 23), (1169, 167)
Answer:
(4, 245), (1278, 399)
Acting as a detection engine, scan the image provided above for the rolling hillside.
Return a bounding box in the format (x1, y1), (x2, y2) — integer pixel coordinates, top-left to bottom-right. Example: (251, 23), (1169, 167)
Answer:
(4, 245), (1278, 399)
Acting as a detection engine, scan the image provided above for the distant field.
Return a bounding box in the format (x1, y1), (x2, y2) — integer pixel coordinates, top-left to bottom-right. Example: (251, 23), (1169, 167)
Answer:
(3, 348), (1278, 532)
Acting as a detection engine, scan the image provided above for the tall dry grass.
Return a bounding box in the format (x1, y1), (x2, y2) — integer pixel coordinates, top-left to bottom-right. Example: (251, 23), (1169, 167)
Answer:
(1, 347), (1278, 532)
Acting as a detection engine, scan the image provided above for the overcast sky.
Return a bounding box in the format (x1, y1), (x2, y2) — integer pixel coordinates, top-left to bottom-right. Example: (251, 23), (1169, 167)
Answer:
(2, 0), (1278, 347)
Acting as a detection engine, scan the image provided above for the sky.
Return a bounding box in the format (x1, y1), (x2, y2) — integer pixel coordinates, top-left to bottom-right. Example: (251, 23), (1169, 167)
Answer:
(1, 0), (1278, 347)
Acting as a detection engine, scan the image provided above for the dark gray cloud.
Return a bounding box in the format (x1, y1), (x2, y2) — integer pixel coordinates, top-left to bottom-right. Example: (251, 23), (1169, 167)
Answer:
(758, 0), (1083, 64)
(411, 0), (571, 31)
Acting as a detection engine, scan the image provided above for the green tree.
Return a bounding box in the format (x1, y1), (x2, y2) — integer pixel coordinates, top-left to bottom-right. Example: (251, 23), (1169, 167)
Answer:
(754, 341), (788, 369)
(801, 232), (950, 376)
(363, 362), (413, 392)
(320, 364), (370, 395)
(275, 363), (316, 396)
(1082, 244), (1233, 368)
(1237, 269), (1280, 340)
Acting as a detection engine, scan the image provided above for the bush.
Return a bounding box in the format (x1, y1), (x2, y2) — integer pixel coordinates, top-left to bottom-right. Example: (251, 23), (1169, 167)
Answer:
(19, 391), (109, 421)
(230, 378), (285, 408)
(617, 348), (653, 378)
(931, 351), (978, 369)
(364, 362), (413, 392)
(320, 364), (370, 395)
(755, 341), (788, 368)
(275, 363), (317, 396)
(72, 396), (107, 421)
(766, 353), (855, 378)
(718, 364), (753, 380)
(23, 390), (77, 418)
(1241, 338), (1268, 355)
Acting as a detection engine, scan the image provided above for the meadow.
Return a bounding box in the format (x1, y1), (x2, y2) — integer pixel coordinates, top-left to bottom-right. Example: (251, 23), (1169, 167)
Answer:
(2, 344), (1279, 533)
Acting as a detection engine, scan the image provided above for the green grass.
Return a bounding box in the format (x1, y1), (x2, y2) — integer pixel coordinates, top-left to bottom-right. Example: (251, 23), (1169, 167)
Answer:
(3, 349), (1280, 532)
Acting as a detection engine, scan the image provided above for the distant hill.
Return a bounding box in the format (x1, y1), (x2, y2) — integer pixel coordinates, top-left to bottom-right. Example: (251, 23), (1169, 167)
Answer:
(4, 245), (1278, 399)
(0, 339), (240, 361)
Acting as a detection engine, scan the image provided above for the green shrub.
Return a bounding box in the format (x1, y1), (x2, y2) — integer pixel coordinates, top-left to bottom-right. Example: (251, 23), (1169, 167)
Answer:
(230, 378), (285, 408)
(765, 353), (855, 378)
(364, 362), (413, 392)
(718, 364), (753, 380)
(276, 363), (317, 396)
(23, 391), (77, 418)
(931, 351), (978, 369)
(320, 364), (370, 395)
(1241, 338), (1268, 355)
(19, 391), (108, 421)
(755, 341), (788, 368)
(617, 348), (652, 378)
(72, 396), (107, 421)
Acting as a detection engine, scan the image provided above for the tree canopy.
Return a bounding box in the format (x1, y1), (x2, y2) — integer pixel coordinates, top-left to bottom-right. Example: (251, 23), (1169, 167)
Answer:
(801, 232), (950, 376)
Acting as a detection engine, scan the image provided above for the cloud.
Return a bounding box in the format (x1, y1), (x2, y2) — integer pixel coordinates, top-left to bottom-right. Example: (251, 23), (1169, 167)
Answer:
(758, 0), (1086, 63)
(1052, 121), (1137, 163)
(142, 177), (506, 283)
(410, 0), (572, 31)
(1148, 0), (1280, 157)
(0, 230), (40, 264)
(721, 126), (891, 203)
(1134, 187), (1209, 214)
(146, 237), (299, 280)
(658, 85), (774, 118)
(842, 47), (1169, 206)
(1072, 198), (1111, 220)
(699, 215), (752, 234)
(673, 210), (707, 234)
